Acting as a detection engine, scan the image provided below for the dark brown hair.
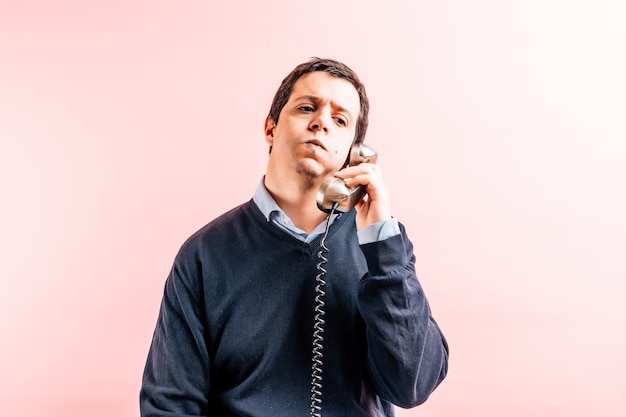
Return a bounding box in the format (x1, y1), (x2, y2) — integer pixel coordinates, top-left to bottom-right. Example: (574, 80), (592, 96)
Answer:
(267, 57), (369, 144)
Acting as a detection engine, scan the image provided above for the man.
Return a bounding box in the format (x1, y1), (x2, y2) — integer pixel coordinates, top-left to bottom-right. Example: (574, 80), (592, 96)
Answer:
(140, 58), (448, 417)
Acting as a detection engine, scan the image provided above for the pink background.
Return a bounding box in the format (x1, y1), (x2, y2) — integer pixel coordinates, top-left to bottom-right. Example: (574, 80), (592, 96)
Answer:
(1, 1), (625, 416)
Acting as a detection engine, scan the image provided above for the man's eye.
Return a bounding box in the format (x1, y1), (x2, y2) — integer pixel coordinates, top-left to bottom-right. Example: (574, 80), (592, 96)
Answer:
(298, 105), (315, 112)
(335, 117), (347, 126)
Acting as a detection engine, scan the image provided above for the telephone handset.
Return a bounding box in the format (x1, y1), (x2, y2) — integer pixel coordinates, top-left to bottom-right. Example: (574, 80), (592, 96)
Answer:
(316, 143), (378, 213)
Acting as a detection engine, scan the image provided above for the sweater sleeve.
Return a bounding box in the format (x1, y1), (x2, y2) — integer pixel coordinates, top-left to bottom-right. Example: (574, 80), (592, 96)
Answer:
(358, 225), (449, 408)
(140, 246), (211, 417)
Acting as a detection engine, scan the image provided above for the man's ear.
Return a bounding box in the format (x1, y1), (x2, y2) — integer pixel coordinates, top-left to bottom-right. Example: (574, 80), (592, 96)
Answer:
(264, 117), (276, 145)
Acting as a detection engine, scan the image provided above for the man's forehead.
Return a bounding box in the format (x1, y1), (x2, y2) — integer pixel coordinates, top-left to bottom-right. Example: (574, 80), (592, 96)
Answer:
(290, 72), (360, 111)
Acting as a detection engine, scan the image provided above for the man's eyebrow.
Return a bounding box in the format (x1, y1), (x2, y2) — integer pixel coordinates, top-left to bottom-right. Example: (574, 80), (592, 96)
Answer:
(293, 95), (354, 117)
(293, 95), (320, 104)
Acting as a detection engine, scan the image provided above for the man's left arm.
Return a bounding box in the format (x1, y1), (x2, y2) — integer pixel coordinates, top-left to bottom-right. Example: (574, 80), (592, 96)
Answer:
(358, 226), (449, 407)
(336, 162), (449, 407)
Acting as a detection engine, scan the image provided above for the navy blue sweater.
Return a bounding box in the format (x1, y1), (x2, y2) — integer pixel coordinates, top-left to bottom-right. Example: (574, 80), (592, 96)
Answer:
(140, 200), (448, 416)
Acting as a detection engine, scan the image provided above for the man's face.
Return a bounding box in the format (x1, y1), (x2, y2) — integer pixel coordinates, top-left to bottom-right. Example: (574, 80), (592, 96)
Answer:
(265, 71), (361, 183)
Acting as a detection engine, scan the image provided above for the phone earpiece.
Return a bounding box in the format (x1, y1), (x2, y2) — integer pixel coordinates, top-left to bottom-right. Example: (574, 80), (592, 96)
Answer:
(316, 144), (377, 213)
(348, 142), (377, 166)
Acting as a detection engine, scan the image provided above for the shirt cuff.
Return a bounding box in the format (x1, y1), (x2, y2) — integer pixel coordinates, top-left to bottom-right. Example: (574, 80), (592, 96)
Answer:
(357, 218), (401, 245)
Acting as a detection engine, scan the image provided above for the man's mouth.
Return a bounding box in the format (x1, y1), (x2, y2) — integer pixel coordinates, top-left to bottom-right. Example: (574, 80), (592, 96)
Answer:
(307, 139), (327, 151)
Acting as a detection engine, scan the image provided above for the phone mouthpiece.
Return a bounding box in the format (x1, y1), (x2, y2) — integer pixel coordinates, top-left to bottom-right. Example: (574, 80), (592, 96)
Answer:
(316, 178), (366, 213)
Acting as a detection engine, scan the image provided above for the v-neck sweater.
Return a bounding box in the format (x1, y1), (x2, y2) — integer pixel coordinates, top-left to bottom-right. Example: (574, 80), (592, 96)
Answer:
(140, 199), (448, 417)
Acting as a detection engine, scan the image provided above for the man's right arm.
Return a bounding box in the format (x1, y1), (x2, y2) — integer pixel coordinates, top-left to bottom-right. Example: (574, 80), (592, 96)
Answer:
(140, 246), (211, 416)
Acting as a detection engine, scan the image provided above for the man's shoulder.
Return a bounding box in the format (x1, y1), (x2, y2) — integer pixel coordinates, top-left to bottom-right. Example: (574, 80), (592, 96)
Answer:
(179, 200), (260, 251)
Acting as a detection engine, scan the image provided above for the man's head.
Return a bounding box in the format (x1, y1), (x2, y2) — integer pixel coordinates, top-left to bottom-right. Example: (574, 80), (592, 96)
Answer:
(267, 58), (369, 146)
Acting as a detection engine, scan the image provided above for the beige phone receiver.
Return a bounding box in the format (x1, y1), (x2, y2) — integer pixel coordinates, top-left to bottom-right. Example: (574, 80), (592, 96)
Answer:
(316, 143), (377, 213)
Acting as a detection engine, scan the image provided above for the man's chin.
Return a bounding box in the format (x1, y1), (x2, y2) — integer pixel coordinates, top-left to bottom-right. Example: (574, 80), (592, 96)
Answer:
(296, 159), (323, 176)
(294, 161), (331, 186)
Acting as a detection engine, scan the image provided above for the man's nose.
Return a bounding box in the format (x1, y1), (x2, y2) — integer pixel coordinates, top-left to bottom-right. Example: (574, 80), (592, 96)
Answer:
(309, 113), (329, 133)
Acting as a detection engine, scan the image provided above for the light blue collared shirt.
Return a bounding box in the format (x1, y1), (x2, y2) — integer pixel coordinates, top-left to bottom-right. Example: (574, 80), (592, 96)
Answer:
(252, 179), (400, 244)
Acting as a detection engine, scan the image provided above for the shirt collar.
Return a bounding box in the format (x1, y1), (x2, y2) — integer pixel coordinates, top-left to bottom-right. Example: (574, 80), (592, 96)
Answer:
(252, 178), (342, 242)
(252, 177), (282, 222)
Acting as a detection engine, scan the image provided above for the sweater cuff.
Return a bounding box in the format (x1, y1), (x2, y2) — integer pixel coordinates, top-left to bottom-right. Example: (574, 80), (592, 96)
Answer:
(359, 232), (408, 276)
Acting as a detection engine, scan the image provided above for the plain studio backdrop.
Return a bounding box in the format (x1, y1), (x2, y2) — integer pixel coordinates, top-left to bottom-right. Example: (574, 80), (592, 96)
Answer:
(1, 1), (624, 416)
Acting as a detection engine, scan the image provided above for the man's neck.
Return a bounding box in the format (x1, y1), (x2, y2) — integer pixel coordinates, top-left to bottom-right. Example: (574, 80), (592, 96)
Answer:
(263, 175), (327, 233)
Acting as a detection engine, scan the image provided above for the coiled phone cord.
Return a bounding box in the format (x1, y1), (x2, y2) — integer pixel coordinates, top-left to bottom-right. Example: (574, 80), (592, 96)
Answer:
(310, 202), (339, 417)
